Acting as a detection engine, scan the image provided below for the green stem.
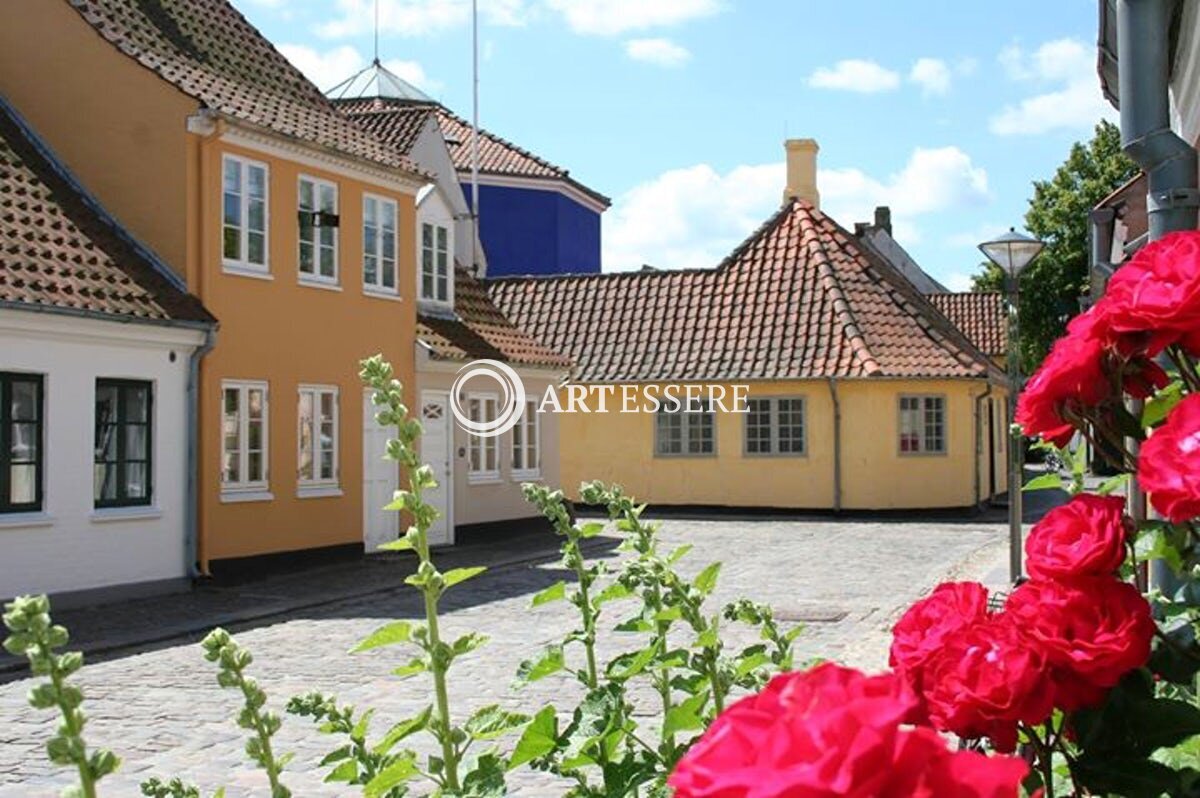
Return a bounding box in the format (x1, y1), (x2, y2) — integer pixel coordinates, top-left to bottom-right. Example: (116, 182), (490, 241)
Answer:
(653, 614), (675, 752)
(50, 659), (96, 798)
(422, 558), (461, 791)
(568, 536), (599, 689)
(233, 666), (283, 794)
(707, 653), (726, 715)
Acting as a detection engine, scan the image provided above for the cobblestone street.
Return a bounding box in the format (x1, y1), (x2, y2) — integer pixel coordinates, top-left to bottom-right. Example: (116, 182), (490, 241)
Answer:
(0, 515), (1013, 796)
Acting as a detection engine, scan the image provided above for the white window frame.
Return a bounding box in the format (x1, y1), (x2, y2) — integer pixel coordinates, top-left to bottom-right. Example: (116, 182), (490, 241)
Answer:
(297, 385), (339, 494)
(511, 399), (540, 480)
(743, 396), (807, 456)
(297, 175), (339, 286)
(654, 400), (716, 457)
(898, 394), (947, 456)
(363, 193), (399, 296)
(466, 393), (500, 483)
(221, 380), (269, 496)
(419, 221), (453, 305)
(222, 154), (270, 276)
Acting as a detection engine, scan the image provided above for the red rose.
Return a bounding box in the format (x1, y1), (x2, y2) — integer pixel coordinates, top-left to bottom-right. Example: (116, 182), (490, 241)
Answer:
(890, 581), (990, 677)
(668, 663), (1028, 798)
(1101, 230), (1200, 356)
(922, 616), (1053, 752)
(1006, 577), (1154, 711)
(1139, 394), (1200, 522)
(1025, 494), (1128, 579)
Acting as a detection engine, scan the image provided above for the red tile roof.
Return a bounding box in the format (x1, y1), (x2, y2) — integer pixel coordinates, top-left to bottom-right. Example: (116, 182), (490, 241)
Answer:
(489, 200), (1000, 383)
(334, 99), (433, 155)
(926, 292), (1008, 358)
(0, 99), (213, 324)
(419, 268), (571, 369)
(68, 0), (423, 175)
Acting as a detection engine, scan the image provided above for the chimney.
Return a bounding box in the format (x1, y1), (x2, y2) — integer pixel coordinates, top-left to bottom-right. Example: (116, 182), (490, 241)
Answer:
(873, 206), (892, 235)
(783, 138), (820, 208)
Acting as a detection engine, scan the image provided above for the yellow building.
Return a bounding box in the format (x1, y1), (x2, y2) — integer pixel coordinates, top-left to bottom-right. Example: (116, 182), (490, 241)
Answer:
(491, 141), (1010, 510)
(0, 0), (427, 572)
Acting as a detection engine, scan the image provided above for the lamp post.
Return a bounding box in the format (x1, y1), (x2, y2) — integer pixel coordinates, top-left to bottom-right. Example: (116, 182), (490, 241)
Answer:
(979, 228), (1045, 583)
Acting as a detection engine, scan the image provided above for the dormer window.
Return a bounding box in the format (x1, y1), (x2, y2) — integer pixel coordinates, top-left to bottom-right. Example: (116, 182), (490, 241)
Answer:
(421, 222), (451, 303)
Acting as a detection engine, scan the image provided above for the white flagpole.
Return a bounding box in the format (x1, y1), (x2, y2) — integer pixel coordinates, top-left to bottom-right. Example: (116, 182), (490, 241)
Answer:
(471, 0), (480, 275)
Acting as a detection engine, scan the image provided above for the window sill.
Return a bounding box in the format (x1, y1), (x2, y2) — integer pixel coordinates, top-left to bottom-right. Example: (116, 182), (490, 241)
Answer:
(220, 489), (274, 504)
(91, 506), (162, 523)
(898, 451), (949, 458)
(299, 277), (342, 292)
(511, 470), (541, 482)
(297, 485), (344, 499)
(222, 263), (273, 281)
(0, 511), (53, 529)
(467, 473), (502, 486)
(363, 287), (402, 302)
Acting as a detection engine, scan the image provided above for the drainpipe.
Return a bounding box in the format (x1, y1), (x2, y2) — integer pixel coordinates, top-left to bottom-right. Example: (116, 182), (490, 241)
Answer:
(185, 330), (216, 577)
(826, 378), (842, 512)
(1116, 0), (1200, 593)
(974, 381), (993, 508)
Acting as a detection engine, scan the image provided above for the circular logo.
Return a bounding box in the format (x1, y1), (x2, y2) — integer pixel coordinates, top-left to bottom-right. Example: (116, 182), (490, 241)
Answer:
(449, 359), (527, 438)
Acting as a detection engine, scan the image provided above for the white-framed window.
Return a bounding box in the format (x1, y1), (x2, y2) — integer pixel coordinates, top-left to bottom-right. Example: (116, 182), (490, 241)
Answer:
(221, 381), (268, 491)
(222, 155), (269, 273)
(467, 394), (499, 482)
(363, 194), (398, 294)
(511, 399), (539, 478)
(655, 400), (715, 457)
(899, 394), (947, 455)
(744, 397), (806, 456)
(420, 222), (451, 303)
(298, 175), (338, 284)
(298, 385), (338, 487)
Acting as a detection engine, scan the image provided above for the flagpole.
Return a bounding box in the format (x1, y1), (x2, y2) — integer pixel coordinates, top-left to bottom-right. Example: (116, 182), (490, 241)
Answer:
(471, 0), (480, 275)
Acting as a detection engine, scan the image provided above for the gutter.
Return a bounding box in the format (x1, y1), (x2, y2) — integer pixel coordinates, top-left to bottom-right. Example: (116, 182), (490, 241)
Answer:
(974, 381), (993, 508)
(826, 378), (842, 512)
(184, 328), (216, 578)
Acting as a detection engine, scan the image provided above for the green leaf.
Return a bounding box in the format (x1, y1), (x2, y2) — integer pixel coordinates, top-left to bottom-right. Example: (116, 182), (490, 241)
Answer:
(614, 616), (653, 633)
(465, 705), (530, 741)
(373, 706), (431, 754)
(734, 651), (772, 679)
(663, 693), (708, 735)
(595, 582), (632, 605)
(693, 562), (722, 595)
(1022, 471), (1064, 492)
(351, 621), (414, 654)
(530, 581), (567, 608)
(351, 707), (374, 742)
(1143, 380), (1185, 427)
(451, 632), (488, 658)
(319, 745), (351, 767)
(578, 522), (606, 538)
(325, 759), (359, 784)
(654, 606), (682, 623)
(364, 755), (418, 798)
(508, 706), (559, 770)
(1097, 473), (1131, 495)
(606, 646), (657, 681)
(666, 544), (693, 565)
(1127, 697), (1200, 752)
(515, 646), (565, 685)
(462, 752), (507, 797)
(376, 537), (413, 552)
(1071, 756), (1181, 798)
(391, 657), (428, 679)
(443, 566), (487, 590)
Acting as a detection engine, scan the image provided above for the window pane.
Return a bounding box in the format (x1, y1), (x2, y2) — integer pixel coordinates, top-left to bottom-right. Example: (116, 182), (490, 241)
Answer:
(248, 419), (263, 451)
(299, 240), (314, 274)
(223, 225), (240, 261)
(299, 179), (314, 211)
(383, 229), (395, 261)
(247, 231), (265, 265)
(247, 165), (266, 200)
(223, 451), (240, 483)
(437, 226), (448, 250)
(364, 254), (378, 285)
(9, 464), (36, 504)
(12, 380), (39, 421)
(125, 463), (148, 499)
(127, 386), (150, 423)
(224, 159), (241, 193)
(320, 450), (334, 480)
(248, 389), (264, 419)
(125, 424), (148, 460)
(94, 463), (116, 501)
(11, 422), (38, 461)
(248, 451), (263, 482)
(319, 244), (335, 277)
(383, 259), (396, 289)
(422, 223), (432, 247)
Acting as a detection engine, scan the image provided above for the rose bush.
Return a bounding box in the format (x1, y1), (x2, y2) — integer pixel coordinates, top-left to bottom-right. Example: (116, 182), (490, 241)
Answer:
(1023, 493), (1127, 579)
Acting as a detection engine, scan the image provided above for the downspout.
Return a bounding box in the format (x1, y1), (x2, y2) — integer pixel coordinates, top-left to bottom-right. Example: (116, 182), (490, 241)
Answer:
(826, 378), (842, 512)
(185, 330), (216, 578)
(974, 381), (993, 508)
(1116, 0), (1200, 592)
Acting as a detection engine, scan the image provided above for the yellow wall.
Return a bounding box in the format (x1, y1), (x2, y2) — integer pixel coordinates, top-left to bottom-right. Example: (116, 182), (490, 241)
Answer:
(197, 141), (416, 564)
(558, 379), (1006, 510)
(0, 0), (196, 279)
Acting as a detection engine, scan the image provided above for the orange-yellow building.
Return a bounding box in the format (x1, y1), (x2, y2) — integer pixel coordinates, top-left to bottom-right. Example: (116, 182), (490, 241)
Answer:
(0, 0), (427, 571)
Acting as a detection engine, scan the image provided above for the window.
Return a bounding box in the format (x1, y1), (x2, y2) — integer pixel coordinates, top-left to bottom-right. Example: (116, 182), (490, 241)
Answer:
(511, 399), (539, 478)
(298, 176), (338, 283)
(222, 155), (268, 272)
(421, 222), (451, 303)
(222, 381), (269, 491)
(298, 386), (338, 486)
(744, 397), (806, 456)
(363, 195), (398, 293)
(1, 373), (42, 513)
(467, 395), (499, 481)
(94, 380), (153, 507)
(899, 395), (946, 454)
(655, 400), (715, 456)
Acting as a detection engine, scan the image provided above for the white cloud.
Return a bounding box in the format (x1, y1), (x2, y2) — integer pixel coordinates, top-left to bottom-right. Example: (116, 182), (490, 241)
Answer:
(808, 59), (901, 93)
(909, 57), (952, 96)
(543, 0), (720, 35)
(317, 0), (526, 39)
(277, 43), (439, 93)
(990, 38), (1116, 135)
(943, 273), (976, 292)
(944, 223), (1009, 249)
(602, 146), (990, 272)
(625, 38), (691, 67)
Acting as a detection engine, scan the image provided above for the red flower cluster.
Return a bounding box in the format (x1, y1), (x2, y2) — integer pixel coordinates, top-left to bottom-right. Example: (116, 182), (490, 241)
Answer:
(890, 494), (1152, 750)
(668, 663), (1029, 798)
(1139, 393), (1200, 522)
(1016, 231), (1200, 446)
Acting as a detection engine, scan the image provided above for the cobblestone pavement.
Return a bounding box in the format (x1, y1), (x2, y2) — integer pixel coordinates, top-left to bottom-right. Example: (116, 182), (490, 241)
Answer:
(0, 515), (1014, 797)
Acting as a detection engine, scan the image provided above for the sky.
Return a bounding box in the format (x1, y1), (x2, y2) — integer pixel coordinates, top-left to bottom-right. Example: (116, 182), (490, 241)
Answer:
(238, 0), (1114, 291)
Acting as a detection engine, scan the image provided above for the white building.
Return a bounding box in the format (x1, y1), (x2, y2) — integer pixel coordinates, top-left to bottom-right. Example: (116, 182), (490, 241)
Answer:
(0, 98), (215, 605)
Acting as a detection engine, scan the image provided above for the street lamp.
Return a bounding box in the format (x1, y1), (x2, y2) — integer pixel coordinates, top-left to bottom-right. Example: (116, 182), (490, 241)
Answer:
(979, 228), (1045, 583)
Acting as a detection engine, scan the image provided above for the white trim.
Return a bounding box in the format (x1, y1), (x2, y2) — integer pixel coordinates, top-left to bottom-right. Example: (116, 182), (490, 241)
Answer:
(297, 280), (342, 293)
(222, 265), (275, 282)
(297, 384), (340, 488)
(467, 171), (609, 214)
(90, 506), (163, 523)
(221, 380), (270, 492)
(419, 389), (455, 545)
(898, 393), (948, 456)
(221, 154), (270, 274)
(363, 193), (400, 295)
(0, 511), (54, 529)
(511, 398), (540, 479)
(0, 309), (206, 349)
(220, 123), (426, 195)
(297, 485), (344, 499)
(364, 286), (404, 302)
(219, 490), (274, 504)
(297, 174), (340, 286)
(466, 392), (500, 482)
(418, 220), (454, 306)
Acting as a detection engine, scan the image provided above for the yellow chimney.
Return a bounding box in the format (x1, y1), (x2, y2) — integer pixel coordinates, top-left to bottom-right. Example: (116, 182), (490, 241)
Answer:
(783, 138), (820, 208)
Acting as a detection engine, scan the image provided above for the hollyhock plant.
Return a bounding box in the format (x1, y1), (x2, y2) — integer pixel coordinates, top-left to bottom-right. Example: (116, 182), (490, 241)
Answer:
(1139, 393), (1200, 522)
(1024, 493), (1128, 580)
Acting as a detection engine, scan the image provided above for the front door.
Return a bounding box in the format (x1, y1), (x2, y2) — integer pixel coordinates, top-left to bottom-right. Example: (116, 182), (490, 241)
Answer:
(421, 390), (454, 547)
(362, 389), (399, 553)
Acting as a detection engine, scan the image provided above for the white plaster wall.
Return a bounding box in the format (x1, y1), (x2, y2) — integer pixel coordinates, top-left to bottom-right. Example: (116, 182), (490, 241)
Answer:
(410, 122), (487, 273)
(0, 309), (204, 599)
(1171, 0), (1200, 147)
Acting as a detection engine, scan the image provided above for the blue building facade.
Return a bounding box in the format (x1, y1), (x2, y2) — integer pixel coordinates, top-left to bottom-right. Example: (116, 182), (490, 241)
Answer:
(466, 182), (603, 276)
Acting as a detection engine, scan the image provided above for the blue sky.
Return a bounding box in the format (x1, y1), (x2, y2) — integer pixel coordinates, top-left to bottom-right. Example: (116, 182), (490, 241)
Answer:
(240, 0), (1113, 289)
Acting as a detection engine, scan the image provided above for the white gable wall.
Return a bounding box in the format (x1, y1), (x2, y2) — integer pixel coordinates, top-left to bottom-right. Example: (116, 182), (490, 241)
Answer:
(410, 120), (488, 274)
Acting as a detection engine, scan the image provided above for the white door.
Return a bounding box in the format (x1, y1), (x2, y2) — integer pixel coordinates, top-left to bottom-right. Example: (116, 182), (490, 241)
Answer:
(420, 390), (454, 547)
(362, 389), (399, 554)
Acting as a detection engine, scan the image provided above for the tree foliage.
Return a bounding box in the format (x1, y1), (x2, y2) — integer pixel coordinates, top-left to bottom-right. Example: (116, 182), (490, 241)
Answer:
(973, 120), (1137, 372)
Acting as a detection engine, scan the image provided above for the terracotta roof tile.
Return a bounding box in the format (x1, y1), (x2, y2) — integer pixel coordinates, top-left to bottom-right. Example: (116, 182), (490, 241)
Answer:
(334, 99), (432, 155)
(926, 292), (1008, 358)
(0, 99), (213, 324)
(489, 200), (999, 383)
(419, 268), (570, 369)
(69, 0), (423, 175)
